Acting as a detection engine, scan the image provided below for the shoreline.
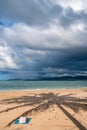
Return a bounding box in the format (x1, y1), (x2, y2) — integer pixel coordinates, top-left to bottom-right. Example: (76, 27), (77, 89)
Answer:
(0, 87), (87, 92)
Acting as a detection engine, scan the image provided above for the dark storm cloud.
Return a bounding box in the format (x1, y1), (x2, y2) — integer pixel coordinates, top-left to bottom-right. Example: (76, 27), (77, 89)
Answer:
(0, 0), (87, 28)
(0, 0), (87, 79)
(0, 0), (63, 27)
(59, 7), (87, 27)
(34, 45), (87, 77)
(1, 22), (87, 78)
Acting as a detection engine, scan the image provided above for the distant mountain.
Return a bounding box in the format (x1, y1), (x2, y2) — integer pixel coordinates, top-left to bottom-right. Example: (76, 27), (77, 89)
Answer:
(39, 76), (87, 81)
(8, 76), (87, 81)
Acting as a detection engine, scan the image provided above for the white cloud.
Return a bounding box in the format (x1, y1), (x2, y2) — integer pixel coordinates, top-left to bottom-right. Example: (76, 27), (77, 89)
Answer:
(71, 23), (85, 31)
(2, 22), (86, 51)
(43, 67), (67, 73)
(58, 0), (87, 11)
(0, 40), (19, 69)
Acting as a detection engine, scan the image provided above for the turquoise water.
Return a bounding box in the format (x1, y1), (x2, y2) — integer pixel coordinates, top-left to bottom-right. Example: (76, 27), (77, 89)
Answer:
(0, 80), (87, 91)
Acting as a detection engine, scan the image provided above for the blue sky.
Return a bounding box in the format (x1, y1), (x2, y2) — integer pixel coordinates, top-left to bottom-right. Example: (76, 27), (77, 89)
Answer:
(0, 0), (87, 80)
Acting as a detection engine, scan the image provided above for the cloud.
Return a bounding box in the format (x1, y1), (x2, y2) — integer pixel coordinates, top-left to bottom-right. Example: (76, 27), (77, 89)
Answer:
(59, 7), (87, 28)
(0, 0), (87, 79)
(0, 0), (87, 29)
(0, 0), (62, 27)
(58, 0), (87, 11)
(0, 39), (18, 69)
(0, 21), (87, 78)
(2, 23), (87, 50)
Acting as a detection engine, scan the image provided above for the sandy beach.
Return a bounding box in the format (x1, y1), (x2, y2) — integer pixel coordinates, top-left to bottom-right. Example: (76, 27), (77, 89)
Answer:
(0, 88), (87, 130)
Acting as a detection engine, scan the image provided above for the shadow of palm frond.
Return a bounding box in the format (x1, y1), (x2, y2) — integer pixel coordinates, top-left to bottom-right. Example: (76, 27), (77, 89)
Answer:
(0, 95), (46, 113)
(0, 92), (87, 129)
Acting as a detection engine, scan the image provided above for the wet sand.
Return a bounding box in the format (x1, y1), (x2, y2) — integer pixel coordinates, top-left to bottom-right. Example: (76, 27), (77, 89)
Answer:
(0, 88), (87, 130)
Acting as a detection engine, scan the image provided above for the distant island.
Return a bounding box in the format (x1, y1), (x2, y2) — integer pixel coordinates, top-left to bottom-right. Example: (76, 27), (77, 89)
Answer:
(8, 76), (87, 81)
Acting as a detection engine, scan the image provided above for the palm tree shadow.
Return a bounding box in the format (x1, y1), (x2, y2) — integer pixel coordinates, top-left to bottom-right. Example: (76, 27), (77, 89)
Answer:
(0, 92), (87, 129)
(58, 105), (86, 130)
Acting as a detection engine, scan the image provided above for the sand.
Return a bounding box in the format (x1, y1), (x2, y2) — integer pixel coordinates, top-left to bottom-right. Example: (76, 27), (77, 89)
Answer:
(0, 88), (87, 130)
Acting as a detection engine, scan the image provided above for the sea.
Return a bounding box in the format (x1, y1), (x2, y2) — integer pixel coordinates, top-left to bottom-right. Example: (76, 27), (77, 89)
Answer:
(0, 80), (87, 91)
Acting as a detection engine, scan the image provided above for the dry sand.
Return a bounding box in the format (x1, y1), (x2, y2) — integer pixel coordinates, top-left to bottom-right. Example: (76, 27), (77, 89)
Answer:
(0, 88), (87, 130)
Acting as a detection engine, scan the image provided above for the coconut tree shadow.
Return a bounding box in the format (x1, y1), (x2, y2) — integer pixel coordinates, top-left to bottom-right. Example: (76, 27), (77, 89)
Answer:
(0, 95), (47, 113)
(58, 105), (86, 130)
(0, 92), (87, 129)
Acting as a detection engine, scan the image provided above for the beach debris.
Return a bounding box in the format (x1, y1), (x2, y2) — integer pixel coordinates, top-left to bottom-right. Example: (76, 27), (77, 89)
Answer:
(19, 116), (27, 124)
(14, 116), (31, 124)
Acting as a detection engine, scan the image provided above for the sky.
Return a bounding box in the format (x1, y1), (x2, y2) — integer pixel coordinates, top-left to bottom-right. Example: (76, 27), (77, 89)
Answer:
(0, 0), (87, 80)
